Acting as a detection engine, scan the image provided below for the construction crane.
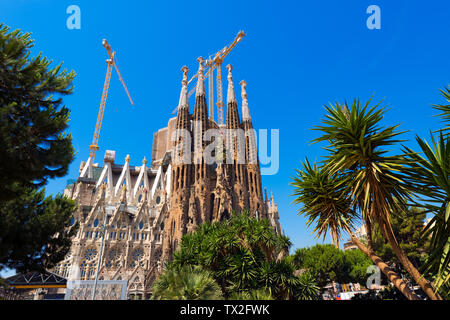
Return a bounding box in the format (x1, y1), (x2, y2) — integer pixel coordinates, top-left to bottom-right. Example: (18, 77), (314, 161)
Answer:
(211, 30), (245, 126)
(89, 39), (134, 164)
(172, 31), (245, 125)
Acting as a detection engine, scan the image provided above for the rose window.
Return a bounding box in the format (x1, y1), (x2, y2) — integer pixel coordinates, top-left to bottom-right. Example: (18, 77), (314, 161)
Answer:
(83, 248), (98, 261)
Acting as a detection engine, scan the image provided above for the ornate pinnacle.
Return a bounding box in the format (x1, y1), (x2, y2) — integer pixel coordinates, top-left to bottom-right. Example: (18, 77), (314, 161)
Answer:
(196, 57), (205, 96)
(125, 154), (130, 162)
(226, 64), (233, 81)
(197, 57), (205, 76)
(240, 80), (247, 100)
(142, 156), (147, 165)
(181, 66), (189, 86)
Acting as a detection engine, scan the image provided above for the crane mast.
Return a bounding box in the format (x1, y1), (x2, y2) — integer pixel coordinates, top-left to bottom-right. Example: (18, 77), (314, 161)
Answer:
(89, 39), (134, 167)
(213, 31), (245, 126)
(171, 31), (245, 125)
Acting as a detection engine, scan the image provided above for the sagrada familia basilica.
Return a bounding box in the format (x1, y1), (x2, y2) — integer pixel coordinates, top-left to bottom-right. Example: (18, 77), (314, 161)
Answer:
(53, 59), (282, 299)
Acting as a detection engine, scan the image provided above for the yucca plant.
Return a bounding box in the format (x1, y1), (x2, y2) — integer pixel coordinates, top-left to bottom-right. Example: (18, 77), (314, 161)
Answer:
(433, 86), (450, 134)
(403, 87), (450, 298)
(311, 98), (440, 299)
(229, 288), (274, 300)
(151, 265), (223, 300)
(291, 159), (420, 300)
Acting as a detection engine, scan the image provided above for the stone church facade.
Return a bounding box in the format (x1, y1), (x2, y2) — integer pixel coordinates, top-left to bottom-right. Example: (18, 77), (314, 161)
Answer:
(52, 60), (282, 299)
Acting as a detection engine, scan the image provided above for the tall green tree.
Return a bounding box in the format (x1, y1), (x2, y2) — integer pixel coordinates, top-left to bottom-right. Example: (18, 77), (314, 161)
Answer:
(292, 244), (347, 287)
(0, 24), (75, 201)
(371, 207), (430, 270)
(0, 188), (77, 272)
(292, 244), (372, 287)
(0, 24), (77, 272)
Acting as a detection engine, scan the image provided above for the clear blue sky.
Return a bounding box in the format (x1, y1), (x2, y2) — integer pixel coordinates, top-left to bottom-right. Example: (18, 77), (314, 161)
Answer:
(1, 0), (449, 259)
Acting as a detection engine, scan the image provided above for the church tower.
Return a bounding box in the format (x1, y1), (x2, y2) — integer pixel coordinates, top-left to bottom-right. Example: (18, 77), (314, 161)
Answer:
(240, 80), (266, 219)
(162, 66), (192, 261)
(225, 64), (249, 213)
(189, 57), (212, 227)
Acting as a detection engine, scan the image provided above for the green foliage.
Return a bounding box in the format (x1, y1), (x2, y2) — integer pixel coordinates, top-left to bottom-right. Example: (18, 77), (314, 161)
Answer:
(0, 24), (75, 201)
(293, 244), (346, 286)
(168, 211), (320, 300)
(291, 159), (357, 247)
(312, 98), (411, 233)
(229, 288), (274, 300)
(433, 86), (450, 133)
(292, 244), (372, 287)
(151, 265), (223, 300)
(371, 207), (430, 269)
(295, 270), (321, 300)
(0, 24), (77, 272)
(403, 87), (450, 296)
(0, 188), (78, 272)
(343, 249), (373, 285)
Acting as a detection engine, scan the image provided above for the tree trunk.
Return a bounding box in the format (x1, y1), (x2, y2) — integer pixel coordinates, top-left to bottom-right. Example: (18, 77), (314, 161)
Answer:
(345, 226), (420, 300)
(378, 220), (441, 300)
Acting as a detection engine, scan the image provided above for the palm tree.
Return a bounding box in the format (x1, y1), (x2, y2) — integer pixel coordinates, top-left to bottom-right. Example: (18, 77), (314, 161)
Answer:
(291, 159), (420, 300)
(403, 87), (450, 298)
(311, 98), (440, 300)
(151, 265), (222, 300)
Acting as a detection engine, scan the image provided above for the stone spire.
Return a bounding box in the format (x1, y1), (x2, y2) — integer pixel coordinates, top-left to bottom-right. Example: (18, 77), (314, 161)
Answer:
(226, 64), (240, 130)
(195, 57), (205, 96)
(193, 57), (209, 163)
(240, 80), (251, 121)
(226, 64), (236, 103)
(173, 66), (191, 166)
(178, 66), (189, 111)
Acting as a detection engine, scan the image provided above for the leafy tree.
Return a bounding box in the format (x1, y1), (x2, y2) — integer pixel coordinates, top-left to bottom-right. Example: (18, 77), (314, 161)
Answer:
(371, 207), (430, 270)
(0, 188), (77, 272)
(292, 244), (372, 287)
(151, 265), (222, 300)
(292, 244), (346, 287)
(167, 211), (320, 300)
(0, 24), (75, 201)
(343, 249), (373, 285)
(0, 24), (77, 272)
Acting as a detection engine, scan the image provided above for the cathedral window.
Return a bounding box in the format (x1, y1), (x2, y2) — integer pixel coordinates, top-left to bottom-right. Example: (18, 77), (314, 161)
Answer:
(83, 248), (98, 261)
(94, 219), (99, 227)
(139, 222), (144, 230)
